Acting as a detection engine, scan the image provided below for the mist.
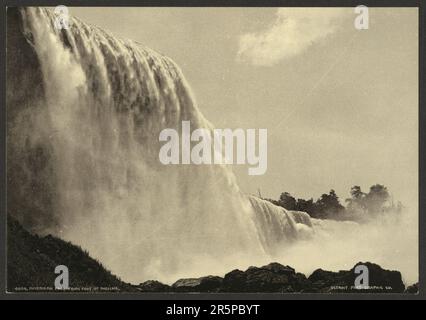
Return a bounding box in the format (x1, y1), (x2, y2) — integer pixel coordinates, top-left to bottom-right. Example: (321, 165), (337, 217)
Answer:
(7, 7), (418, 286)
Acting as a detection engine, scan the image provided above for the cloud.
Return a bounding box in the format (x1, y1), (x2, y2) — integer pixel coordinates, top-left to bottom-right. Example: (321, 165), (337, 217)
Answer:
(237, 8), (348, 66)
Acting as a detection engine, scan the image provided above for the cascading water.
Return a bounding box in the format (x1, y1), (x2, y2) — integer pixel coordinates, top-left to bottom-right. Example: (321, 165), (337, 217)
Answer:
(7, 7), (417, 285)
(248, 196), (314, 250)
(7, 7), (314, 283)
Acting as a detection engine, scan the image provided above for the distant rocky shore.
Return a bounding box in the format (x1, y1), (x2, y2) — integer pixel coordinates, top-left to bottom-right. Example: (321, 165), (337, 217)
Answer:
(8, 217), (418, 294)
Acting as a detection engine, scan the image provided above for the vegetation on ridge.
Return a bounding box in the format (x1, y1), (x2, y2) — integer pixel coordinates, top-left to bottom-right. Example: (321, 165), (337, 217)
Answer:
(265, 184), (403, 220)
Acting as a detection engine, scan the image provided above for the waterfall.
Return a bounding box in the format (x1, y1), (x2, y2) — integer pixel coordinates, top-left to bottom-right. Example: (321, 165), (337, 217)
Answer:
(7, 7), (316, 283)
(248, 196), (314, 251)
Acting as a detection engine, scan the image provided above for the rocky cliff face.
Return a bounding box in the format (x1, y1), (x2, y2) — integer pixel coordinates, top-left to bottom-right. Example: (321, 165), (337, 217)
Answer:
(7, 217), (132, 291)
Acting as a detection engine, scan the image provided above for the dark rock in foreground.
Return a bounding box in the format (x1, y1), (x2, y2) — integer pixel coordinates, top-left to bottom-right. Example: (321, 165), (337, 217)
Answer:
(221, 263), (308, 293)
(138, 261), (406, 293)
(404, 283), (419, 294)
(308, 262), (405, 293)
(8, 217), (411, 293)
(137, 280), (171, 292)
(172, 276), (223, 292)
(7, 216), (134, 292)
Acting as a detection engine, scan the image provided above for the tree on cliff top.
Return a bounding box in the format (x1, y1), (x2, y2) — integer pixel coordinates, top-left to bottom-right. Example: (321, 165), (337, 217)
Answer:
(271, 184), (396, 221)
(315, 189), (345, 219)
(365, 184), (390, 215)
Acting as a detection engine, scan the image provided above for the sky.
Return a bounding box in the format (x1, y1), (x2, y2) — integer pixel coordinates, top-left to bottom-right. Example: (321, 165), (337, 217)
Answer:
(70, 7), (418, 205)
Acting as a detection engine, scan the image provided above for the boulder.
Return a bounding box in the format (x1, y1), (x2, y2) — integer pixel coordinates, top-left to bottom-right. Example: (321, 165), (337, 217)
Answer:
(172, 275), (223, 292)
(137, 280), (170, 292)
(222, 262), (305, 293)
(404, 283), (418, 294)
(222, 269), (247, 292)
(308, 262), (405, 293)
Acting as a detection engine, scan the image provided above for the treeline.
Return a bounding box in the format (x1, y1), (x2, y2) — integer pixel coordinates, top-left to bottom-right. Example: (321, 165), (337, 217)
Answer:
(266, 184), (403, 221)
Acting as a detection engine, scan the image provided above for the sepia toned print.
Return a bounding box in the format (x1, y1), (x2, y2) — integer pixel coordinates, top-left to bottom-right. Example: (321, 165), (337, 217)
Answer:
(6, 6), (418, 293)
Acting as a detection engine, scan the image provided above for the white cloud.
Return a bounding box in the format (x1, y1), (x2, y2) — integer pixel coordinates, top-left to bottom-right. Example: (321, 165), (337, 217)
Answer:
(237, 8), (348, 66)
